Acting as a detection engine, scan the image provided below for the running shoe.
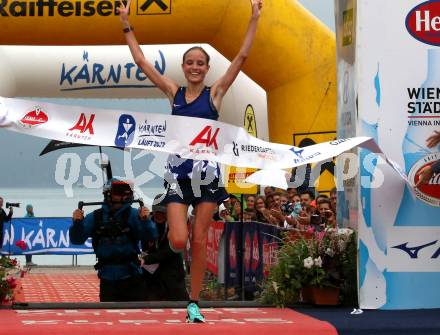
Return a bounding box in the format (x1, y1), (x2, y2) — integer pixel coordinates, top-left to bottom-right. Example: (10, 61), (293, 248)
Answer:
(186, 302), (205, 323)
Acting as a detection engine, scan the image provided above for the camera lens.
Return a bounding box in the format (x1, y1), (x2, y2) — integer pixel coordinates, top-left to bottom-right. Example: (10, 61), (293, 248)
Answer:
(310, 214), (321, 225)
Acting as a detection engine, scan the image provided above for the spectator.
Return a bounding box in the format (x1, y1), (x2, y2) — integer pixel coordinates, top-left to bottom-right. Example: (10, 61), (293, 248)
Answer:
(245, 195), (256, 210)
(70, 179), (157, 302)
(243, 208), (257, 222)
(0, 197), (13, 252)
(313, 193), (329, 208)
(265, 193), (285, 227)
(297, 190), (317, 229)
(272, 192), (282, 209)
(330, 187), (337, 213)
(292, 194), (301, 205)
(317, 198), (336, 228)
(300, 190), (315, 210)
(255, 195), (267, 222)
(142, 195), (189, 301)
(286, 187), (297, 202)
(24, 204), (37, 266)
(263, 186), (276, 196)
(232, 200), (242, 221)
(279, 192), (289, 207)
(255, 195), (275, 224)
(225, 194), (238, 213)
(218, 203), (234, 222)
(265, 194), (275, 210)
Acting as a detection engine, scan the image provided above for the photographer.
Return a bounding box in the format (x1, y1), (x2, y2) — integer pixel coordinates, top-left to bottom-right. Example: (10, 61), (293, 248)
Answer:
(317, 198), (336, 229)
(0, 197), (14, 251)
(141, 194), (189, 301)
(70, 179), (157, 302)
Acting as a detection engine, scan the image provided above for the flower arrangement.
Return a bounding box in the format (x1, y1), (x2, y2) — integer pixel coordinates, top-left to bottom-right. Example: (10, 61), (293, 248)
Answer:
(261, 228), (357, 307)
(0, 256), (26, 304)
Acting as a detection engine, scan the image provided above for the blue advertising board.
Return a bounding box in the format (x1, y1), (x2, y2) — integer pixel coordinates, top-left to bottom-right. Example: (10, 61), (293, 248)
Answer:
(1, 217), (93, 255)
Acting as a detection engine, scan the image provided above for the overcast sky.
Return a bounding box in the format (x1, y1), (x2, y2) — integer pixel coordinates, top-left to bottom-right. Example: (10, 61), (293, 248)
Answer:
(299, 0), (335, 31)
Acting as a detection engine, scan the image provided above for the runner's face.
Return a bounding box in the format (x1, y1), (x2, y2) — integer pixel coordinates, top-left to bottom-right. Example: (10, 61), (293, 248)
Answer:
(182, 50), (209, 84)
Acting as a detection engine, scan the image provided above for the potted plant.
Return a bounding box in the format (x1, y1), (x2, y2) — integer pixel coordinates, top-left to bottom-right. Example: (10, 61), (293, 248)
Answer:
(0, 256), (26, 305)
(261, 228), (357, 307)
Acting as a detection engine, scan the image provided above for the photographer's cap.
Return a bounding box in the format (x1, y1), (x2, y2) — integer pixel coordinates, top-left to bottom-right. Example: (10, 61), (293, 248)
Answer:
(104, 178), (134, 196)
(152, 194), (167, 213)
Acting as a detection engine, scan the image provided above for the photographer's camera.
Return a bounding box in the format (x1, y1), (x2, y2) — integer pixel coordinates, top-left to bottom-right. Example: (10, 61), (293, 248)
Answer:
(6, 202), (20, 208)
(281, 203), (294, 214)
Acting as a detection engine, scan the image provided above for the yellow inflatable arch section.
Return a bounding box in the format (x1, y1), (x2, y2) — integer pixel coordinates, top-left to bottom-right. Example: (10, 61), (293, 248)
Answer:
(0, 0), (336, 146)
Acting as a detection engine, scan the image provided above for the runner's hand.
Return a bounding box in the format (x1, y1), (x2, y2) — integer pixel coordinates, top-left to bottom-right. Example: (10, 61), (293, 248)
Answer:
(251, 0), (263, 19)
(117, 0), (131, 24)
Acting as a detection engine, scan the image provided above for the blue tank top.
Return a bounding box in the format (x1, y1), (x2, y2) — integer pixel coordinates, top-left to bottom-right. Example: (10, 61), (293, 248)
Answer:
(166, 87), (220, 179)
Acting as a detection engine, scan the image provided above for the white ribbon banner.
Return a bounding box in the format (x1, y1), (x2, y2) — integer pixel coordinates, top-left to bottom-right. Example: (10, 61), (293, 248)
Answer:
(0, 97), (407, 188)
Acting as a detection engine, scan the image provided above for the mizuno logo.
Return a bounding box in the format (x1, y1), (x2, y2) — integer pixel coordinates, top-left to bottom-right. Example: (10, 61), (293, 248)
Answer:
(392, 240), (439, 259)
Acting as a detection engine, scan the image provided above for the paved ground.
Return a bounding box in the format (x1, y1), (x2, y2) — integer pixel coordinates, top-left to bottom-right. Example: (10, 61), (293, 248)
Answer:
(19, 269), (99, 302)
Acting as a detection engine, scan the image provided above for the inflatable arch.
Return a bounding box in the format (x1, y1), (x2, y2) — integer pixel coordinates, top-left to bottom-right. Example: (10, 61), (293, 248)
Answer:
(0, 0), (336, 145)
(0, 44), (269, 139)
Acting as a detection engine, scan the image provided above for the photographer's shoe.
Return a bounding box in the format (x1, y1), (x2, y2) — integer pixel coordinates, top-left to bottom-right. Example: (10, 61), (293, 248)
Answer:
(186, 302), (205, 323)
(26, 262), (37, 267)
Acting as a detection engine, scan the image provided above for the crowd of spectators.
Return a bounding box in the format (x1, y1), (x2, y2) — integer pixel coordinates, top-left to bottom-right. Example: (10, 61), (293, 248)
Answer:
(216, 186), (338, 232)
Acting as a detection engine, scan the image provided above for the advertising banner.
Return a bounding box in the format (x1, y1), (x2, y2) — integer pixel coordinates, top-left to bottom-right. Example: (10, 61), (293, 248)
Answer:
(222, 221), (282, 292)
(242, 222), (261, 294)
(223, 221), (242, 287)
(206, 221), (225, 275)
(1, 217), (93, 255)
(336, 0), (440, 309)
(259, 223), (280, 280)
